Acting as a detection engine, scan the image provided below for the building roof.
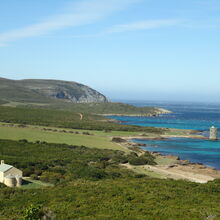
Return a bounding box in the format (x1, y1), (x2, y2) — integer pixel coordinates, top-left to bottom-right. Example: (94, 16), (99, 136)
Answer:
(0, 164), (13, 173)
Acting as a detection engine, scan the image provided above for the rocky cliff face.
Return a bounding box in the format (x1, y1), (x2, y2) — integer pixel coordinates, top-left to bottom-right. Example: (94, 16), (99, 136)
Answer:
(0, 78), (108, 103)
(22, 79), (108, 103)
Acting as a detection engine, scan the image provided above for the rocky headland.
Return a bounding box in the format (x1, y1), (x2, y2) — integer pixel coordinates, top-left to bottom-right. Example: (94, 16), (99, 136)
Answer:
(0, 78), (108, 103)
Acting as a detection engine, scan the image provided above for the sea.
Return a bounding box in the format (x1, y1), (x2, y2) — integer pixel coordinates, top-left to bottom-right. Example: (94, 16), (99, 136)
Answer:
(109, 101), (220, 169)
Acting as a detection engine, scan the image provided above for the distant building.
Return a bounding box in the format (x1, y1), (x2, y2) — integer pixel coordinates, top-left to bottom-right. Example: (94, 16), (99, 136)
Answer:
(209, 126), (218, 141)
(0, 160), (22, 187)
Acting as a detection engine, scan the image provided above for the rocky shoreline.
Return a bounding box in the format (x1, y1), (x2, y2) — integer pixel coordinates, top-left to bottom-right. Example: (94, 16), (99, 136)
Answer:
(114, 132), (220, 183)
(101, 107), (172, 117)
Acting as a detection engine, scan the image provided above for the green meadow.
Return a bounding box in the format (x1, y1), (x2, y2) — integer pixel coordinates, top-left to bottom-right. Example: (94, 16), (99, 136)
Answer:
(0, 125), (131, 152)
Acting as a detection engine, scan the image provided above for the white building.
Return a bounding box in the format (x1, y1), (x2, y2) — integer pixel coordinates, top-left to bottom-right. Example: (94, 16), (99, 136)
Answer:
(0, 160), (22, 187)
(210, 126), (218, 140)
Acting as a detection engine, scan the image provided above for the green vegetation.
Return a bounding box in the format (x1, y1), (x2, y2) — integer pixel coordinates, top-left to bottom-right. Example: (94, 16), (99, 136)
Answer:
(0, 78), (161, 116)
(125, 165), (166, 179)
(21, 179), (54, 189)
(1, 105), (219, 219)
(0, 140), (136, 183)
(0, 125), (128, 151)
(1, 139), (220, 219)
(0, 78), (54, 104)
(22, 204), (44, 220)
(0, 77), (107, 104)
(0, 99), (8, 105)
(0, 106), (164, 133)
(45, 102), (159, 115)
(0, 183), (6, 188)
(128, 152), (156, 166)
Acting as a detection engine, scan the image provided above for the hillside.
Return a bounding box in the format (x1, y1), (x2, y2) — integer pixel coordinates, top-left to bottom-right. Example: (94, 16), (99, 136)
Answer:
(0, 77), (170, 116)
(0, 78), (108, 104)
(0, 106), (163, 133)
(42, 102), (169, 116)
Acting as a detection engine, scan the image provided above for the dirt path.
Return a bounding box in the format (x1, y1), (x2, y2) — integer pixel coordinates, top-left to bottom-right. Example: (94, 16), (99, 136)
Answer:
(123, 133), (207, 141)
(122, 163), (216, 183)
(143, 165), (214, 183)
(79, 113), (83, 120)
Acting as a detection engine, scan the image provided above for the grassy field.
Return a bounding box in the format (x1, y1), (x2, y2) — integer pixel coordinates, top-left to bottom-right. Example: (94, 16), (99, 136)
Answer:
(0, 125), (130, 152)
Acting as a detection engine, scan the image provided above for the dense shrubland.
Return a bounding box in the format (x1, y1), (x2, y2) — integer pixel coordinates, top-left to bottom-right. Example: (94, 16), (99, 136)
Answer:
(1, 177), (220, 219)
(128, 152), (157, 166)
(47, 102), (158, 115)
(0, 140), (151, 184)
(0, 106), (164, 133)
(1, 140), (220, 219)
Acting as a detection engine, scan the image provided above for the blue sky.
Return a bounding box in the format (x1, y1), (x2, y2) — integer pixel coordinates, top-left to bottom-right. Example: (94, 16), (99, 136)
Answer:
(0, 0), (220, 102)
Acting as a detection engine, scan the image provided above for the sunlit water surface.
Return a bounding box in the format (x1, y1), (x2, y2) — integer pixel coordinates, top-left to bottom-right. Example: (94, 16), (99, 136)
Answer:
(109, 101), (220, 169)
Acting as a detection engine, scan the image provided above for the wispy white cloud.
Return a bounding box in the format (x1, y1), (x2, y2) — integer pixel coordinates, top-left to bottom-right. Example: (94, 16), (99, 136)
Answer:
(106, 19), (180, 33)
(0, 0), (141, 45)
(57, 19), (182, 39)
(181, 19), (220, 29)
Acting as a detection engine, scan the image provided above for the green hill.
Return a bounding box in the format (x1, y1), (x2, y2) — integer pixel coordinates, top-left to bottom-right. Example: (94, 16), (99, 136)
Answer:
(0, 77), (108, 104)
(0, 77), (169, 116)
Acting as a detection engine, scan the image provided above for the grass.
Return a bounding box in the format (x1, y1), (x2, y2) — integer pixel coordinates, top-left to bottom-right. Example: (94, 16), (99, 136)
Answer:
(164, 128), (194, 136)
(0, 125), (129, 152)
(21, 178), (54, 189)
(123, 165), (166, 179)
(2, 101), (50, 107)
(0, 122), (142, 137)
(46, 102), (159, 115)
(154, 156), (178, 166)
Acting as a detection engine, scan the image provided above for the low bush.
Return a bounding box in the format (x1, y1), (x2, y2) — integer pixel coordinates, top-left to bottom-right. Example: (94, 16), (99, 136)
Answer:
(30, 174), (39, 180)
(0, 183), (6, 188)
(0, 106), (165, 133)
(128, 152), (156, 166)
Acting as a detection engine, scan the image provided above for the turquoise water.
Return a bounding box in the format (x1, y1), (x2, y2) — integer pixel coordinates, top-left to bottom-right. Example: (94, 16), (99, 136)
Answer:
(134, 138), (220, 169)
(109, 101), (220, 169)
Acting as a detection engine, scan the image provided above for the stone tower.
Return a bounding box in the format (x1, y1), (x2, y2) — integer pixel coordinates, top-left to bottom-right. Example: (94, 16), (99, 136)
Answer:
(209, 126), (218, 140)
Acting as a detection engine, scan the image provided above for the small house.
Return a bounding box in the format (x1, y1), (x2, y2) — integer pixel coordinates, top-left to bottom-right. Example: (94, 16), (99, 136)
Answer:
(0, 160), (22, 187)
